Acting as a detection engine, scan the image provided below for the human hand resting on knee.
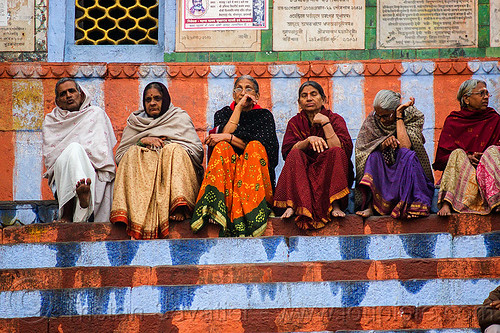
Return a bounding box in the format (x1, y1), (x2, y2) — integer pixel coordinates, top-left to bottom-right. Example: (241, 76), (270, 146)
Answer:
(308, 136), (328, 153)
(140, 136), (164, 150)
(380, 135), (400, 150)
(467, 152), (482, 168)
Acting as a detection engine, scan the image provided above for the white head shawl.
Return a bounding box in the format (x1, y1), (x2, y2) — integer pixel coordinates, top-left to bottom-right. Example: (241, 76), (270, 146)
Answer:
(42, 85), (117, 185)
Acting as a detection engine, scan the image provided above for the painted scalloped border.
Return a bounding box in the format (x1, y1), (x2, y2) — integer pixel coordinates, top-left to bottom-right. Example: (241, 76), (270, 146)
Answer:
(0, 60), (499, 79)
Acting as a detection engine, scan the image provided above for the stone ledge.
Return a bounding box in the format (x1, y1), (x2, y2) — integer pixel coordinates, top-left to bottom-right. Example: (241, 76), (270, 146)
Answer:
(0, 201), (58, 227)
(0, 306), (482, 333)
(0, 60), (498, 79)
(1, 234), (498, 269)
(1, 257), (498, 291)
(0, 306), (482, 331)
(2, 213), (499, 244)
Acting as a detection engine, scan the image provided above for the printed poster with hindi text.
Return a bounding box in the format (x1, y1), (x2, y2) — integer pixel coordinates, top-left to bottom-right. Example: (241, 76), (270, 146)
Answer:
(182, 0), (268, 30)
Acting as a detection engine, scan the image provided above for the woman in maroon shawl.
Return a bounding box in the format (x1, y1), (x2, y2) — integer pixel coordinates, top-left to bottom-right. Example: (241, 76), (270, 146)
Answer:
(273, 81), (353, 229)
(434, 79), (500, 215)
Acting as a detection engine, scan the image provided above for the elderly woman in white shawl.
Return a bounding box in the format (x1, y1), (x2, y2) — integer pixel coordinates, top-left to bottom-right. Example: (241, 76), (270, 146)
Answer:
(110, 82), (204, 240)
(42, 78), (117, 223)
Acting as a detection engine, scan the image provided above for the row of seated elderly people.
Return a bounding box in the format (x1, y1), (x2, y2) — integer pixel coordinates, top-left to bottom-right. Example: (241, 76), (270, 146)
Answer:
(42, 76), (500, 239)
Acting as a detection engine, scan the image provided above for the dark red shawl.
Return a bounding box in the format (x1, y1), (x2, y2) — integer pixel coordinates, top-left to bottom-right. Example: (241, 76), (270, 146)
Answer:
(282, 107), (354, 184)
(433, 107), (500, 171)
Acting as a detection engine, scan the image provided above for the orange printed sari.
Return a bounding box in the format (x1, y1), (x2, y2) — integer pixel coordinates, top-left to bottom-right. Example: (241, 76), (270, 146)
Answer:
(191, 141), (273, 237)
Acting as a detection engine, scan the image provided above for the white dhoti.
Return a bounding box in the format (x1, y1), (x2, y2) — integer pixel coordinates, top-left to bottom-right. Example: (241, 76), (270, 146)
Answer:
(486, 325), (500, 333)
(51, 142), (113, 222)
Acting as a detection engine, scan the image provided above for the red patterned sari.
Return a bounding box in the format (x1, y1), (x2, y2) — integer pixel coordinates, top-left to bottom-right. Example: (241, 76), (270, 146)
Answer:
(273, 108), (353, 229)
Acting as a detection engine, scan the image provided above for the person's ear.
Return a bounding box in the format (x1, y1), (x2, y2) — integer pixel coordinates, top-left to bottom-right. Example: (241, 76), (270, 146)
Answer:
(322, 95), (328, 106)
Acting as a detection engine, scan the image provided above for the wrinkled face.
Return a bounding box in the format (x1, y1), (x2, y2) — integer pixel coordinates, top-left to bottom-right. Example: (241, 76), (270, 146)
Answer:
(232, 79), (259, 109)
(464, 82), (489, 111)
(56, 81), (83, 111)
(144, 87), (163, 118)
(374, 105), (396, 126)
(298, 85), (324, 113)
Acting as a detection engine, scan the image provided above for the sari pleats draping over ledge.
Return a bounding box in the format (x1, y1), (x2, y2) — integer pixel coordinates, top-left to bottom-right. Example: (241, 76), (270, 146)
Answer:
(438, 146), (500, 214)
(111, 144), (199, 239)
(191, 141), (273, 237)
(359, 148), (435, 218)
(273, 147), (350, 229)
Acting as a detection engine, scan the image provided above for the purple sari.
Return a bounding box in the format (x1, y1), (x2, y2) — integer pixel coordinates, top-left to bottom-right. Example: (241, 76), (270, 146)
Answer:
(359, 148), (434, 218)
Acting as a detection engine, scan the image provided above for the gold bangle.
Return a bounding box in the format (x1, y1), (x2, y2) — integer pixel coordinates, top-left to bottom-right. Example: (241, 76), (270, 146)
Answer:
(229, 119), (238, 125)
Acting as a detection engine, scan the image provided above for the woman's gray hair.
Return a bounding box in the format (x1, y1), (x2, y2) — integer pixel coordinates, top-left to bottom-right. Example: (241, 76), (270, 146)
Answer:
(234, 75), (259, 94)
(373, 90), (401, 111)
(55, 78), (81, 98)
(457, 79), (487, 108)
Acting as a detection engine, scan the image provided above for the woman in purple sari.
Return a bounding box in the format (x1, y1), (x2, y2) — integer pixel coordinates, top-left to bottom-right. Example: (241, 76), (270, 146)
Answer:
(355, 90), (434, 218)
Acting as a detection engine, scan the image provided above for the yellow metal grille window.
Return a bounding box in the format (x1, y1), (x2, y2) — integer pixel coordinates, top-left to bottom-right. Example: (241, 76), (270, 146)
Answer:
(75, 0), (158, 45)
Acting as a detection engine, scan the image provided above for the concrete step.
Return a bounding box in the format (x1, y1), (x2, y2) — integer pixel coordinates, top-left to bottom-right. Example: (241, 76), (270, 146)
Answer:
(1, 202), (498, 332)
(0, 307), (483, 333)
(2, 213), (500, 244)
(2, 257), (498, 291)
(0, 232), (498, 269)
(1, 279), (498, 319)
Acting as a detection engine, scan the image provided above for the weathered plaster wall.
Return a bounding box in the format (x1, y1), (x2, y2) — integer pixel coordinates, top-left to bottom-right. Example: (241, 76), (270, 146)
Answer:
(0, 60), (499, 201)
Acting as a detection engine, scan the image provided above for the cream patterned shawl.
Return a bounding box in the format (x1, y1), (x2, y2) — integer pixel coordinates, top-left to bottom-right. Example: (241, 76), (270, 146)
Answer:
(355, 106), (434, 205)
(115, 103), (204, 175)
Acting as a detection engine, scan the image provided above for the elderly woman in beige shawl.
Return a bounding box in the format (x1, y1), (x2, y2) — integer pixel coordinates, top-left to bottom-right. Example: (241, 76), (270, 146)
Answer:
(355, 90), (434, 219)
(111, 82), (204, 239)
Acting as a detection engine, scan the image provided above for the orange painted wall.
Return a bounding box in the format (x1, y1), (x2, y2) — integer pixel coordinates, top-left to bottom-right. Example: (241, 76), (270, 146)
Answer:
(364, 73), (402, 117)
(0, 131), (14, 201)
(0, 60), (498, 202)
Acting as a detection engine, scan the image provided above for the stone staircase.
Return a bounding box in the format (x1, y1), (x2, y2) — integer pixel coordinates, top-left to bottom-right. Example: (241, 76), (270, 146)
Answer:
(0, 201), (499, 332)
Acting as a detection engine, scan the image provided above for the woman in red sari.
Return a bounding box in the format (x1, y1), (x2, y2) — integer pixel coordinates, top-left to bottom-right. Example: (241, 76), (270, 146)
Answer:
(434, 79), (500, 215)
(273, 81), (353, 229)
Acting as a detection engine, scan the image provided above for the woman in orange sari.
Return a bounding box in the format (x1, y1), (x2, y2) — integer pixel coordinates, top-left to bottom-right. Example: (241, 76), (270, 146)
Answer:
(191, 75), (279, 237)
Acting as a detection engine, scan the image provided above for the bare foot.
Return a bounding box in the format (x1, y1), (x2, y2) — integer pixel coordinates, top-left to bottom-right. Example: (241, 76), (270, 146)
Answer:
(331, 201), (345, 218)
(76, 178), (91, 209)
(281, 207), (295, 219)
(53, 218), (70, 223)
(56, 198), (75, 223)
(170, 206), (190, 221)
(356, 207), (373, 218)
(170, 212), (185, 221)
(494, 206), (500, 213)
(437, 202), (452, 216)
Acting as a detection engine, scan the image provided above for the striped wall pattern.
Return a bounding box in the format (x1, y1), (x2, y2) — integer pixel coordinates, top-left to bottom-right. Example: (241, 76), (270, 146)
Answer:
(1, 279), (499, 319)
(0, 60), (499, 203)
(0, 233), (499, 269)
(0, 225), (498, 331)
